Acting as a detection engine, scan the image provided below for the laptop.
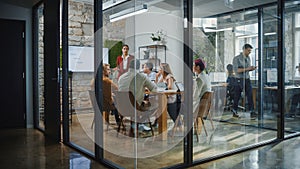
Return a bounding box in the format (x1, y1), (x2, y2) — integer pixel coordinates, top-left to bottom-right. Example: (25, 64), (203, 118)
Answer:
(175, 82), (184, 91)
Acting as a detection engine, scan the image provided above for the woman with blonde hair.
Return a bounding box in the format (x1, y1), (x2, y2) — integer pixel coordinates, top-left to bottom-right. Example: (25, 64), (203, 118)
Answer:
(155, 63), (180, 123)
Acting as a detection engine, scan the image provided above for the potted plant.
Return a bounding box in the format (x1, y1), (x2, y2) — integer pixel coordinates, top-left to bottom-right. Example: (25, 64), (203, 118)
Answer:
(150, 29), (166, 44)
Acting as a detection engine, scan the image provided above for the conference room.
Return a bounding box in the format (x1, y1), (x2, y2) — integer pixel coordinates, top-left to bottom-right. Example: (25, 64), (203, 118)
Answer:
(39, 0), (300, 168)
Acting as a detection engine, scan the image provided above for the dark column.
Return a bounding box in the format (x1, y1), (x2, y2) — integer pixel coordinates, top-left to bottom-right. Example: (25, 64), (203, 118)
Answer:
(44, 0), (61, 142)
(184, 0), (193, 165)
(277, 0), (285, 139)
(94, 0), (104, 161)
(62, 0), (69, 143)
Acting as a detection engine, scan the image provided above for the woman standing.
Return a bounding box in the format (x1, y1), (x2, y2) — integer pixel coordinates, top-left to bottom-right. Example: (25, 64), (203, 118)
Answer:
(116, 44), (134, 79)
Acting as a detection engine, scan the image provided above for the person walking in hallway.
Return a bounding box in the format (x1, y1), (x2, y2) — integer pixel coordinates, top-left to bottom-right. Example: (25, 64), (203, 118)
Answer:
(232, 44), (257, 119)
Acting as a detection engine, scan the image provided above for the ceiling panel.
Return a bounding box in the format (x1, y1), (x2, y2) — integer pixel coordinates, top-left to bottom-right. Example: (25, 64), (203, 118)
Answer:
(0, 0), (39, 8)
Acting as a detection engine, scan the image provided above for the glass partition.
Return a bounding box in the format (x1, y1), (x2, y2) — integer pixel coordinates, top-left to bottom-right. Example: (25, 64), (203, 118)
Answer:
(284, 1), (300, 136)
(68, 0), (95, 154)
(62, 0), (300, 168)
(192, 0), (277, 162)
(262, 5), (278, 130)
(102, 0), (185, 168)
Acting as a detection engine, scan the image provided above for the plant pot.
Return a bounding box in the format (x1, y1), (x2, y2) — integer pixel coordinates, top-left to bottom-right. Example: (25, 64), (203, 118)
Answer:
(154, 41), (161, 45)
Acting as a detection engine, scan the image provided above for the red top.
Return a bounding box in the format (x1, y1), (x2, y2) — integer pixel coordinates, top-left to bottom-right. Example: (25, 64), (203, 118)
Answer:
(116, 55), (134, 79)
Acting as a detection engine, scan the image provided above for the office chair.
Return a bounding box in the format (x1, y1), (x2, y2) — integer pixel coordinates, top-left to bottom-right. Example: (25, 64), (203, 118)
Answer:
(224, 77), (246, 111)
(194, 91), (214, 142)
(88, 90), (110, 130)
(114, 91), (157, 138)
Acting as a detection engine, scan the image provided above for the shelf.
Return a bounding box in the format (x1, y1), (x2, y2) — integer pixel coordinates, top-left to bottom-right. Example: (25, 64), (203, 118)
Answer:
(138, 45), (166, 72)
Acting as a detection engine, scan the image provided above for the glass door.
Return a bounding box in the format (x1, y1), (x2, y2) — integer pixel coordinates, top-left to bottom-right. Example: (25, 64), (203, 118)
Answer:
(67, 0), (95, 154)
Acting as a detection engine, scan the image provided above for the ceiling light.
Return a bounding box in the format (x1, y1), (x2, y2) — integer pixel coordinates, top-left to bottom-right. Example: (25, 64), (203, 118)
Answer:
(264, 32), (276, 36)
(109, 4), (148, 22)
(103, 0), (129, 10)
(203, 27), (232, 32)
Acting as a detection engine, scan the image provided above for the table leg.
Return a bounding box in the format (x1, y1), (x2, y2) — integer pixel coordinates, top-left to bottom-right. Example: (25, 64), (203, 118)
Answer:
(158, 94), (168, 141)
(252, 88), (257, 110)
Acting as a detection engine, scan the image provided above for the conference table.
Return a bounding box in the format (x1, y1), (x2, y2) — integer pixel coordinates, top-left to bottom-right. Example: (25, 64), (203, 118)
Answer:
(150, 89), (182, 141)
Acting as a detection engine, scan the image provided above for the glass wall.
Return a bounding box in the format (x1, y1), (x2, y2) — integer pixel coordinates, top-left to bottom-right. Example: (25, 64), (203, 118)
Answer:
(60, 0), (300, 168)
(68, 0), (95, 154)
(261, 5), (278, 131)
(284, 1), (300, 135)
(192, 0), (277, 161)
(102, 0), (185, 168)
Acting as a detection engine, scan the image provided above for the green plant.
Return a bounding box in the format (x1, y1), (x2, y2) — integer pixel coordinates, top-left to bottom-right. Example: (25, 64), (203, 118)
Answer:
(104, 40), (123, 68)
(151, 33), (161, 41)
(150, 29), (166, 42)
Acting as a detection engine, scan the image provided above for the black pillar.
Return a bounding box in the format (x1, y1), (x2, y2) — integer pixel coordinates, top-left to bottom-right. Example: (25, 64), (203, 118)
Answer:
(44, 0), (61, 142)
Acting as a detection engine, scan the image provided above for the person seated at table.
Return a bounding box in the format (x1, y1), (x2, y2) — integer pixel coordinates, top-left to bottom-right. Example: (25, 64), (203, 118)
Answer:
(225, 64), (236, 108)
(143, 62), (156, 82)
(142, 61), (158, 126)
(90, 64), (121, 125)
(226, 64), (235, 84)
(156, 63), (180, 124)
(118, 59), (157, 132)
(192, 58), (212, 115)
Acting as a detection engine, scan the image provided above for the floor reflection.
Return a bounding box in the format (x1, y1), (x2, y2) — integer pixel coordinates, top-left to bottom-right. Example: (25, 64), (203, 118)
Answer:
(69, 153), (91, 169)
(1, 128), (300, 169)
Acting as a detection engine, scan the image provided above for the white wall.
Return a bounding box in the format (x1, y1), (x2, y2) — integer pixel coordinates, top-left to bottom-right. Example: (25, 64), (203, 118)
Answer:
(0, 1), (33, 128)
(125, 6), (185, 82)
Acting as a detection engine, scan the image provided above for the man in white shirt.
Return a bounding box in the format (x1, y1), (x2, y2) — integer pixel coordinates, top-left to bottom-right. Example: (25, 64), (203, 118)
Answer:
(118, 59), (157, 131)
(192, 58), (212, 115)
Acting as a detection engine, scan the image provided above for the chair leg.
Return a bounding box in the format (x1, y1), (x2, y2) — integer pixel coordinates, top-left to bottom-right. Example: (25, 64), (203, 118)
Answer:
(201, 118), (208, 136)
(129, 122), (139, 138)
(207, 112), (214, 130)
(194, 118), (200, 142)
(147, 117), (154, 136)
(128, 122), (134, 137)
(135, 123), (139, 138)
(117, 116), (123, 136)
(171, 118), (179, 138)
(148, 121), (154, 136)
(172, 115), (183, 138)
(91, 118), (94, 129)
(104, 111), (110, 130)
(91, 111), (110, 130)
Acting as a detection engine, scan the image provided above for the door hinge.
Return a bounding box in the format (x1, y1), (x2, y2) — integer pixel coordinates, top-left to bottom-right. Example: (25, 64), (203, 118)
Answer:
(23, 72), (25, 79)
(22, 32), (25, 38)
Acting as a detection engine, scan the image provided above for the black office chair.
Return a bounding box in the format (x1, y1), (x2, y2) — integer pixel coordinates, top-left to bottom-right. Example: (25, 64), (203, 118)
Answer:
(224, 76), (246, 111)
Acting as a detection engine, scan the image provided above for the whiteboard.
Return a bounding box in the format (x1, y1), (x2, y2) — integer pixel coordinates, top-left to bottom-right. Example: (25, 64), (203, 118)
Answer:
(68, 46), (109, 72)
